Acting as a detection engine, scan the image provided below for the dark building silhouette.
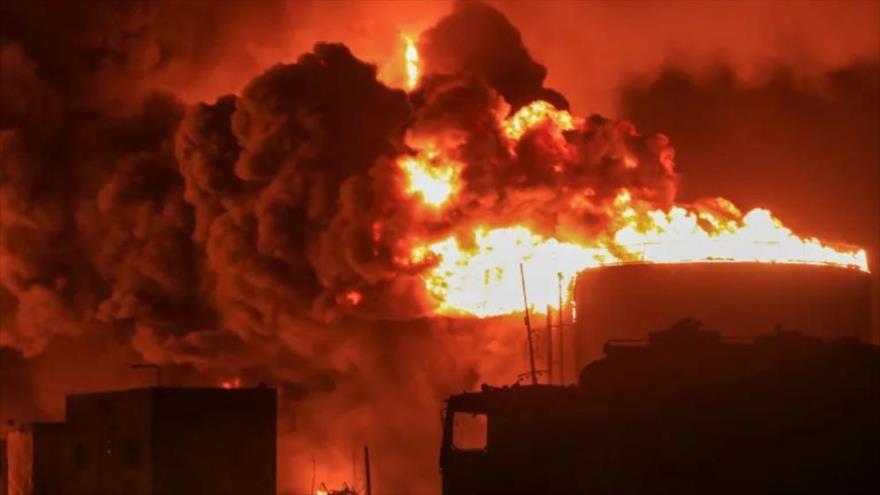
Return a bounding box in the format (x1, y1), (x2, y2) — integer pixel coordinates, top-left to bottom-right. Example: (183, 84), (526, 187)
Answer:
(441, 320), (880, 494)
(573, 263), (872, 369)
(6, 387), (276, 495)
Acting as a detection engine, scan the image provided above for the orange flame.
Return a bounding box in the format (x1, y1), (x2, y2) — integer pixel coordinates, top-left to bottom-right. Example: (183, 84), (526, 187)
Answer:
(609, 191), (867, 269)
(220, 378), (242, 389)
(417, 226), (608, 316)
(403, 34), (420, 90)
(392, 99), (868, 318)
(398, 148), (459, 208)
(502, 100), (577, 141)
(391, 14), (868, 321)
(344, 290), (363, 306)
(410, 189), (867, 317)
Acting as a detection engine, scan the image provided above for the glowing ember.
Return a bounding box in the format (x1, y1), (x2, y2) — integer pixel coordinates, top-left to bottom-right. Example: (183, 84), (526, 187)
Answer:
(344, 290), (363, 306)
(220, 378), (242, 389)
(403, 34), (420, 90)
(399, 150), (458, 207)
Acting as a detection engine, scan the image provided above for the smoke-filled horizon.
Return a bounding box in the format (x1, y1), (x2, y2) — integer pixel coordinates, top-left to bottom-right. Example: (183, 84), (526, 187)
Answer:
(4, 1), (875, 114)
(2, 1), (878, 493)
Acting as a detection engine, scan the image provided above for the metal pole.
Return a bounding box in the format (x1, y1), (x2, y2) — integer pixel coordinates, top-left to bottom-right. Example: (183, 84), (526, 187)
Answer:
(520, 263), (538, 385)
(310, 456), (316, 495)
(364, 445), (373, 495)
(546, 305), (553, 385)
(557, 272), (564, 385)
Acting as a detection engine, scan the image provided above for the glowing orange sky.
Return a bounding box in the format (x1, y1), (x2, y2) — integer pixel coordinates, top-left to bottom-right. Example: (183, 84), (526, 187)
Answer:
(169, 0), (879, 117)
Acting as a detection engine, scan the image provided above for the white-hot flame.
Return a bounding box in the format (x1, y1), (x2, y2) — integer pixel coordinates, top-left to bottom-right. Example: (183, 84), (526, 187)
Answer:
(403, 34), (420, 90)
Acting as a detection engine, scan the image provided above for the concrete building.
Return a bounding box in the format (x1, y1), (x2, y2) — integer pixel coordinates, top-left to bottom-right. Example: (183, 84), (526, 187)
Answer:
(5, 387), (276, 495)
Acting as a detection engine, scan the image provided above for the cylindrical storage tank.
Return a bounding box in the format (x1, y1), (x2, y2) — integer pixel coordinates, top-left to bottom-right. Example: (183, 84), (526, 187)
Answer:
(573, 262), (871, 370)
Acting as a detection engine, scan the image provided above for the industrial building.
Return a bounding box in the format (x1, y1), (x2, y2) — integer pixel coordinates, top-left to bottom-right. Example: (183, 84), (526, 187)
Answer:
(441, 320), (880, 494)
(442, 261), (877, 494)
(5, 387), (276, 495)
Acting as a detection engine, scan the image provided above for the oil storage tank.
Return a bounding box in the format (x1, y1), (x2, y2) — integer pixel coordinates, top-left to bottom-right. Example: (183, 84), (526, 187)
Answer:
(573, 262), (871, 370)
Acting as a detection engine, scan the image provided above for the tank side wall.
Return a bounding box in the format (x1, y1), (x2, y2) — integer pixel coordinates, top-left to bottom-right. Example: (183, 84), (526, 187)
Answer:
(574, 264), (871, 370)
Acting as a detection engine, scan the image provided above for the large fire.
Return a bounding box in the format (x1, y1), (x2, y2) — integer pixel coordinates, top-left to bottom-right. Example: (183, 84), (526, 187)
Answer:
(393, 38), (868, 318)
(398, 148), (459, 207)
(501, 100), (577, 141)
(403, 34), (420, 90)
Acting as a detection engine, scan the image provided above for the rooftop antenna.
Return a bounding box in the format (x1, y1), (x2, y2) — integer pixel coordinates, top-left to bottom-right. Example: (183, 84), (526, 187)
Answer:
(519, 263), (539, 385)
(546, 304), (553, 385)
(352, 446), (357, 490)
(557, 272), (565, 384)
(364, 445), (373, 495)
(130, 363), (161, 387)
(310, 456), (316, 495)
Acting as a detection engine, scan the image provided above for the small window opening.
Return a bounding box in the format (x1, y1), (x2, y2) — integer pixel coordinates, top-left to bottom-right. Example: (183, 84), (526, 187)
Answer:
(452, 412), (488, 451)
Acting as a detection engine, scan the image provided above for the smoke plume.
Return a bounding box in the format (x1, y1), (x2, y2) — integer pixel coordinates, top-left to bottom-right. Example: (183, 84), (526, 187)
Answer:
(1, 1), (875, 493)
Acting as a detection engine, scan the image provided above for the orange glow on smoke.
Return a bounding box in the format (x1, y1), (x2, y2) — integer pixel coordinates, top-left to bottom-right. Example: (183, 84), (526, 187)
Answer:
(344, 290), (363, 306)
(220, 378), (242, 389)
(502, 100), (577, 141)
(399, 148), (459, 207)
(390, 98), (869, 318)
(403, 34), (420, 90)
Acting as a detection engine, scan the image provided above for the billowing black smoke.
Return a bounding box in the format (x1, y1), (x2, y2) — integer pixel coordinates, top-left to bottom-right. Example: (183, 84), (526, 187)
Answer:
(1, 1), (686, 492)
(418, 0), (569, 110)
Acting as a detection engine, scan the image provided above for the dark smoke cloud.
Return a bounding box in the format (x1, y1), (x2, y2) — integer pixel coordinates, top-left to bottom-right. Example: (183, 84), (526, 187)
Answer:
(0, 346), (38, 422)
(0, 0), (293, 108)
(405, 69), (675, 246)
(2, 7), (674, 493)
(171, 42), (421, 350)
(2, 2), (467, 487)
(494, 0), (880, 115)
(419, 1), (568, 110)
(2, 0), (874, 493)
(1, 47), (81, 354)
